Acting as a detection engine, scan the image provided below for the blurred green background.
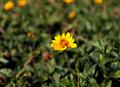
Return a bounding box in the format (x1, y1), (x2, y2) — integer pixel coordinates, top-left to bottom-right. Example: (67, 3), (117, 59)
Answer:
(0, 0), (120, 87)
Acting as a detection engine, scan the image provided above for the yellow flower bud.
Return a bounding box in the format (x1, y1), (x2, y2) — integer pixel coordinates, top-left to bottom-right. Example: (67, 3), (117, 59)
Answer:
(17, 0), (27, 8)
(94, 0), (103, 5)
(64, 0), (74, 4)
(68, 11), (76, 19)
(4, 1), (14, 11)
(27, 32), (34, 39)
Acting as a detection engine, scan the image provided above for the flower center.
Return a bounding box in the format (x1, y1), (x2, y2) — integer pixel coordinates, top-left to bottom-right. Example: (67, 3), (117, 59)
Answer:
(60, 39), (69, 48)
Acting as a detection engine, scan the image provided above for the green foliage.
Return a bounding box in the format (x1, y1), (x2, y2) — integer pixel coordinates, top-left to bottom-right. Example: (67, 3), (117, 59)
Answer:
(0, 0), (120, 87)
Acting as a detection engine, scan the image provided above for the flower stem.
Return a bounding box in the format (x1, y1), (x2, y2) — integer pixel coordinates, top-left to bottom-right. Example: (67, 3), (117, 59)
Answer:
(64, 51), (70, 70)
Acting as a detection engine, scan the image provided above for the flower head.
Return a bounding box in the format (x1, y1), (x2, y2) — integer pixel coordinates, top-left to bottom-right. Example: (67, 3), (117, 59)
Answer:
(51, 32), (77, 51)
(68, 11), (76, 19)
(27, 31), (34, 39)
(42, 52), (52, 61)
(94, 0), (103, 5)
(17, 0), (27, 8)
(4, 1), (14, 11)
(64, 0), (74, 4)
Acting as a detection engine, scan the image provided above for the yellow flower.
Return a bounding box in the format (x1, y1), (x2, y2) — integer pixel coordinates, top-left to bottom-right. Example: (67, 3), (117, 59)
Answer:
(17, 0), (27, 8)
(68, 11), (76, 19)
(27, 31), (34, 39)
(64, 0), (74, 4)
(94, 0), (103, 4)
(4, 1), (14, 11)
(51, 32), (77, 51)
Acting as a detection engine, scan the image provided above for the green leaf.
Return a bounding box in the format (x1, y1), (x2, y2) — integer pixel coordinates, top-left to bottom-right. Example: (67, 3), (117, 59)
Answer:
(0, 57), (9, 64)
(0, 68), (13, 77)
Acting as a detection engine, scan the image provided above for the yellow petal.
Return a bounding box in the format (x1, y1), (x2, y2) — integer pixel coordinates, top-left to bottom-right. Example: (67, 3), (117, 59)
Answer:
(62, 33), (65, 38)
(66, 32), (71, 38)
(70, 43), (77, 48)
(55, 34), (60, 40)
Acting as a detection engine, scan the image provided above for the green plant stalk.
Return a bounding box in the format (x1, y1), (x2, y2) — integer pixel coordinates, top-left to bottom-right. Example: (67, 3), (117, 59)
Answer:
(64, 51), (70, 70)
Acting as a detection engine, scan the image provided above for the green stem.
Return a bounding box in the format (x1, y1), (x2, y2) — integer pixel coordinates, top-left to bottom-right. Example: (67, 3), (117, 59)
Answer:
(64, 51), (70, 70)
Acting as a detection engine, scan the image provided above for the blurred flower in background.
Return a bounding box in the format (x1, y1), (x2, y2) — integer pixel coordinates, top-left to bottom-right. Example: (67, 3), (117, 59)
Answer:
(3, 0), (27, 11)
(3, 1), (14, 11)
(27, 31), (34, 39)
(94, 0), (103, 4)
(51, 32), (77, 51)
(68, 10), (76, 19)
(17, 0), (27, 8)
(64, 0), (74, 4)
(42, 51), (52, 61)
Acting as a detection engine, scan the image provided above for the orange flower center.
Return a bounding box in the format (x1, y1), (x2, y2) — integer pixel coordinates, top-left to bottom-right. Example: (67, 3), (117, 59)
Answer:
(60, 39), (69, 48)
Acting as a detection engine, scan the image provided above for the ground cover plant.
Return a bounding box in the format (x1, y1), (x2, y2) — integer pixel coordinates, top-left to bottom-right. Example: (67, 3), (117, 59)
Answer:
(0, 0), (120, 87)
